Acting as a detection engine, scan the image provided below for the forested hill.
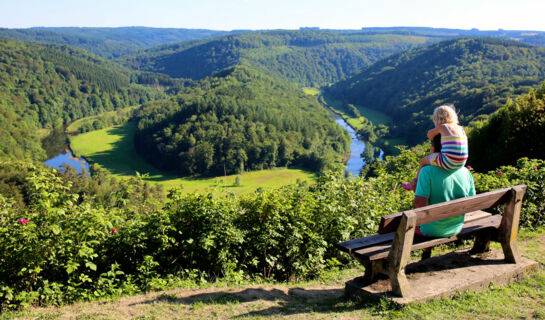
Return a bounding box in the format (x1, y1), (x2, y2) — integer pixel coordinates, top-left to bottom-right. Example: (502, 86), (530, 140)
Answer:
(325, 37), (545, 144)
(134, 66), (351, 175)
(0, 38), (160, 160)
(120, 30), (437, 87)
(0, 27), (236, 58)
(468, 81), (545, 171)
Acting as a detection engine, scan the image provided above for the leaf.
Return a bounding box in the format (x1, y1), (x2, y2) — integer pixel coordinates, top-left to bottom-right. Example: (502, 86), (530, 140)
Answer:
(66, 262), (79, 274)
(50, 224), (61, 235)
(85, 262), (97, 271)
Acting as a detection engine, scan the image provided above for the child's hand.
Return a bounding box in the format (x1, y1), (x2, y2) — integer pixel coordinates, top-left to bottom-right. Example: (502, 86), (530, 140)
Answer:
(427, 126), (441, 139)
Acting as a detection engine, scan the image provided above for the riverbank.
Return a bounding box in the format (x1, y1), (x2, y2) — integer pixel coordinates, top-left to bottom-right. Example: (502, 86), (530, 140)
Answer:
(324, 98), (403, 156)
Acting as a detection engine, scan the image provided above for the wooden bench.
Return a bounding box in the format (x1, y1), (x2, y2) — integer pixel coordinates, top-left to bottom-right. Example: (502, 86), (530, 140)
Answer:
(335, 184), (526, 297)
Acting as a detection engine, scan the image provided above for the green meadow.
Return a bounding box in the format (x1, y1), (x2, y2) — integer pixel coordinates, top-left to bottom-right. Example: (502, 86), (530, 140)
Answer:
(70, 122), (316, 194)
(302, 87), (320, 96)
(323, 95), (393, 127)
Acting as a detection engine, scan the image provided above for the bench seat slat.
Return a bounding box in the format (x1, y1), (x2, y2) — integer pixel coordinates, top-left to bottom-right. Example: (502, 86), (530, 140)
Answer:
(335, 210), (492, 254)
(354, 214), (502, 261)
(335, 233), (395, 254)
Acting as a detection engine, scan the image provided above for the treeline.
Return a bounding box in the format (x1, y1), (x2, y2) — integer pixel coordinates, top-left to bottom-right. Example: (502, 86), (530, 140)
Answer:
(469, 81), (545, 171)
(0, 27), (233, 58)
(325, 37), (545, 144)
(134, 66), (351, 175)
(0, 38), (167, 160)
(68, 108), (136, 134)
(0, 28), (136, 59)
(120, 30), (437, 87)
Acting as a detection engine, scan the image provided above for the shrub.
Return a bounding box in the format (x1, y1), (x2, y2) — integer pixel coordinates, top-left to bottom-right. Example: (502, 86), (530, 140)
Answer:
(0, 152), (543, 310)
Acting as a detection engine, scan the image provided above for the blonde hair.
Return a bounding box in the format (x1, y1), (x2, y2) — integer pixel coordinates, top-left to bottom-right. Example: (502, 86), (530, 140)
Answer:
(433, 104), (459, 126)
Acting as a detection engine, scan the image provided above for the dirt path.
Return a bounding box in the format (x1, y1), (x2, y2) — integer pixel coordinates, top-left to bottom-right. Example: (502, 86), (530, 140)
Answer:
(18, 283), (356, 319)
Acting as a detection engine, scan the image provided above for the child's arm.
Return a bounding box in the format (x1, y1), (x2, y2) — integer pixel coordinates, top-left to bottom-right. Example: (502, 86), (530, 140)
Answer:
(427, 126), (442, 139)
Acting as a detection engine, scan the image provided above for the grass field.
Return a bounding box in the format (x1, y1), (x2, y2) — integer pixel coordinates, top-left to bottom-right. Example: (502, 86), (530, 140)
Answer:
(70, 122), (316, 194)
(323, 95), (392, 127)
(6, 227), (545, 319)
(302, 87), (320, 96)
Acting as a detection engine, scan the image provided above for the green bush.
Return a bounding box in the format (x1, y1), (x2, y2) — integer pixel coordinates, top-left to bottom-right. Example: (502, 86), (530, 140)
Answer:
(0, 153), (543, 310)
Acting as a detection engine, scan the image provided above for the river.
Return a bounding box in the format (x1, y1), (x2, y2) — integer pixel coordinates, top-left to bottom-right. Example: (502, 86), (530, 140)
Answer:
(43, 149), (90, 175)
(334, 116), (383, 176)
(42, 128), (91, 175)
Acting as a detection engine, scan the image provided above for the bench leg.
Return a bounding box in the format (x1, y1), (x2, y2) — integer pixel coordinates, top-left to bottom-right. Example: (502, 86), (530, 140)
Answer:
(470, 231), (492, 254)
(421, 247), (432, 260)
(388, 211), (416, 297)
(361, 260), (383, 281)
(499, 187), (525, 263)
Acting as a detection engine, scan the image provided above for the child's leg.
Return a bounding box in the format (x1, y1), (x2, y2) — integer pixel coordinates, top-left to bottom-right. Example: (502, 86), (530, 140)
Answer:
(409, 155), (433, 190)
(416, 155), (432, 179)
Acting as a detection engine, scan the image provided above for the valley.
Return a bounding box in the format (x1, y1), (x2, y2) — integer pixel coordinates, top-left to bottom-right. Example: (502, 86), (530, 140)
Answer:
(1, 23), (545, 314)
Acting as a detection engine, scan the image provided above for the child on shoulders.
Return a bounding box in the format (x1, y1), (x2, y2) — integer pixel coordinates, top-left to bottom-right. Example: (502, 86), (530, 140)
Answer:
(404, 104), (468, 191)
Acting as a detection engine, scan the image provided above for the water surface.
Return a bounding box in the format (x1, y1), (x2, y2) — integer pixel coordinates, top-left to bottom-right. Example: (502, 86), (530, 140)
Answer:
(43, 149), (90, 175)
(335, 116), (383, 176)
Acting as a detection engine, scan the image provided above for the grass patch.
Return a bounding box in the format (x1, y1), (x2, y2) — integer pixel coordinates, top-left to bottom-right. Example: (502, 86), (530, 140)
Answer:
(323, 95), (392, 127)
(302, 87), (320, 96)
(357, 106), (392, 126)
(37, 128), (51, 138)
(70, 122), (316, 194)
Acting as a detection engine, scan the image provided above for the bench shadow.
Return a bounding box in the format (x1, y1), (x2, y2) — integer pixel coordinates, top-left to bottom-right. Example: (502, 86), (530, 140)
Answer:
(132, 287), (382, 317)
(405, 249), (507, 275)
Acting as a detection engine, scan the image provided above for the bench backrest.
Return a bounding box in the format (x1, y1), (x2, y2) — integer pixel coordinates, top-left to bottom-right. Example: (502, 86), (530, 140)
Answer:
(378, 185), (526, 234)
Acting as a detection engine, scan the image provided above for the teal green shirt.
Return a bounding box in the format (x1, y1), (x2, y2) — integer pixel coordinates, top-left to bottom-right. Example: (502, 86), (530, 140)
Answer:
(415, 166), (475, 237)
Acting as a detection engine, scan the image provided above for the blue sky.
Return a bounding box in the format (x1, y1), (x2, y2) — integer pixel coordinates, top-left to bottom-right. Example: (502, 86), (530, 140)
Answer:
(1, 0), (545, 31)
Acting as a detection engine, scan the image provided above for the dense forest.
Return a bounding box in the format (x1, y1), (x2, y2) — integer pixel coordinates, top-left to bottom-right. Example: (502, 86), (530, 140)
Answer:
(119, 30), (438, 87)
(134, 66), (351, 175)
(0, 38), (166, 160)
(325, 37), (545, 144)
(469, 81), (545, 171)
(0, 27), (236, 58)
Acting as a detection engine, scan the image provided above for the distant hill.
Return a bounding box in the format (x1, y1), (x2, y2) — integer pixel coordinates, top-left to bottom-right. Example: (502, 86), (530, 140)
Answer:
(0, 27), (238, 58)
(325, 37), (545, 144)
(134, 66), (351, 175)
(0, 38), (161, 160)
(468, 81), (545, 171)
(120, 30), (438, 87)
(359, 27), (545, 47)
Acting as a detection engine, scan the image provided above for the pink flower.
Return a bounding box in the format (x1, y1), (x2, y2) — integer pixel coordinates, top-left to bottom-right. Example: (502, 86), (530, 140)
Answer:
(111, 228), (118, 234)
(300, 200), (304, 203)
(466, 165), (472, 170)
(497, 171), (503, 175)
(534, 167), (538, 171)
(17, 218), (28, 225)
